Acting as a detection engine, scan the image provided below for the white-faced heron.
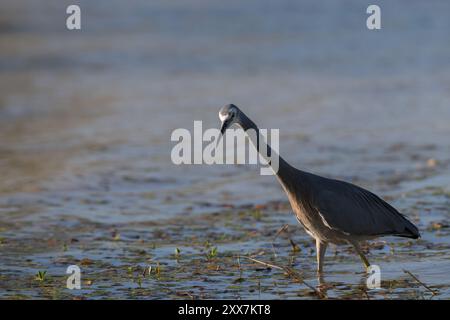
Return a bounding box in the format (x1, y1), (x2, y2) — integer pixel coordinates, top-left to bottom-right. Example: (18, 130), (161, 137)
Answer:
(218, 104), (420, 273)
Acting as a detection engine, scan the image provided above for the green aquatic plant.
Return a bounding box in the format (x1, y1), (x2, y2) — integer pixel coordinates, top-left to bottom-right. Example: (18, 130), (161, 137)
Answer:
(148, 262), (162, 278)
(155, 262), (162, 277)
(34, 270), (47, 282)
(250, 209), (262, 221)
(112, 232), (121, 241)
(289, 239), (300, 253)
(127, 266), (134, 274)
(206, 247), (218, 260)
(204, 240), (212, 248)
(136, 277), (143, 288)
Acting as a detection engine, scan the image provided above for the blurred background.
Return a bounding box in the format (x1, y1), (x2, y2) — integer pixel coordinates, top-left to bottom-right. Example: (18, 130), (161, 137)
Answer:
(0, 0), (449, 299)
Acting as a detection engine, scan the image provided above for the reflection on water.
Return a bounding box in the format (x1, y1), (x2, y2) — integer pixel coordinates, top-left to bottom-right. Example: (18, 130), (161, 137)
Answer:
(0, 0), (449, 299)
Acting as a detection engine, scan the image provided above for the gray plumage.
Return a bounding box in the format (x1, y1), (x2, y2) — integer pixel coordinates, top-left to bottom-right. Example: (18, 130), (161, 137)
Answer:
(218, 104), (420, 272)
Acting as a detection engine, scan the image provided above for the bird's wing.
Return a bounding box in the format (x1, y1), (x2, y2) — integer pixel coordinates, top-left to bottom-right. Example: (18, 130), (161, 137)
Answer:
(311, 179), (419, 238)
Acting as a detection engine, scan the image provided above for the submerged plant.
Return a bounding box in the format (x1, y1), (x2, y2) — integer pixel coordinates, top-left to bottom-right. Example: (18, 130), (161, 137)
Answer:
(148, 262), (162, 278)
(206, 247), (218, 260)
(35, 270), (47, 282)
(250, 209), (262, 221)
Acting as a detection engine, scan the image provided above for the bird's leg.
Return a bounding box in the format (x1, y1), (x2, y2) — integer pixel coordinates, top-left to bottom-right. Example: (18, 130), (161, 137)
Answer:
(315, 239), (328, 273)
(352, 241), (371, 270)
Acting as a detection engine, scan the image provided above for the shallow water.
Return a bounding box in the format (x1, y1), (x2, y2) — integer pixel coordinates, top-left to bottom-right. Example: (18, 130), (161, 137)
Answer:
(0, 0), (449, 299)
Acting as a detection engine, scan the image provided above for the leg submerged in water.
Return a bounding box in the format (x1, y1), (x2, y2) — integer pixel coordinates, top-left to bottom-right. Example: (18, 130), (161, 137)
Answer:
(316, 239), (328, 273)
(351, 241), (371, 270)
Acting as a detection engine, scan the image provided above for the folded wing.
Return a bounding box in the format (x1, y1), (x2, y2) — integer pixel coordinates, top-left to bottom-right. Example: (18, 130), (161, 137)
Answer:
(311, 178), (419, 239)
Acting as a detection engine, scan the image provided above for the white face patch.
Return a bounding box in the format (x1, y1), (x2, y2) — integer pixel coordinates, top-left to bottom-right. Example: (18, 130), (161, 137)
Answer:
(219, 112), (229, 122)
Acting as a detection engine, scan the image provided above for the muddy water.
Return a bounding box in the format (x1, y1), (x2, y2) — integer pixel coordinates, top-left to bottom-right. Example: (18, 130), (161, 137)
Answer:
(0, 0), (449, 299)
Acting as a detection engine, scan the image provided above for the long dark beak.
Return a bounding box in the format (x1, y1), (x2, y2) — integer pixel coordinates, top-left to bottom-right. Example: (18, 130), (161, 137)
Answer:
(216, 120), (229, 148)
(220, 120), (229, 136)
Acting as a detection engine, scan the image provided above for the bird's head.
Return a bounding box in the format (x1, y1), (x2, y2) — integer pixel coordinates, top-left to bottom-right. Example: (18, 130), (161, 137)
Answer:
(219, 104), (240, 135)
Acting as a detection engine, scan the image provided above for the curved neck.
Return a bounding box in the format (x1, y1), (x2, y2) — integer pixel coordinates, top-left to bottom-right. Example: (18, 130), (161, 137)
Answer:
(237, 112), (295, 185)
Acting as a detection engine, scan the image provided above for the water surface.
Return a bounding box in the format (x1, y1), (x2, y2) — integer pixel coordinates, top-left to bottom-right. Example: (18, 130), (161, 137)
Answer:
(0, 0), (449, 299)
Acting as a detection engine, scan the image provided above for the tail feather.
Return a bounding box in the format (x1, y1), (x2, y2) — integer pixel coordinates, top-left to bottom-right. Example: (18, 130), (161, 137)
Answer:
(405, 225), (420, 239)
(397, 223), (420, 239)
